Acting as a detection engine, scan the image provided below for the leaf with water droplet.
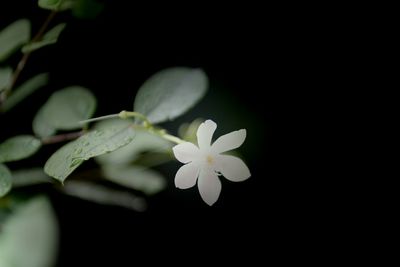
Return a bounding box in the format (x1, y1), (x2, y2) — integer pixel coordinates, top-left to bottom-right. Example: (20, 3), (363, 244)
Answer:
(69, 158), (83, 168)
(95, 119), (171, 166)
(0, 135), (41, 163)
(44, 125), (135, 182)
(0, 164), (12, 197)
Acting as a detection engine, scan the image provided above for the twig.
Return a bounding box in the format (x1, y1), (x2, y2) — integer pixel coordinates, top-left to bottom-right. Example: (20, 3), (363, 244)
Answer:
(0, 11), (57, 104)
(41, 130), (84, 145)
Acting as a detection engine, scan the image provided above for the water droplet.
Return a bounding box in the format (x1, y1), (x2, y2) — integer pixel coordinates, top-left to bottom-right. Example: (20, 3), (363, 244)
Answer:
(69, 158), (82, 168)
(95, 130), (104, 137)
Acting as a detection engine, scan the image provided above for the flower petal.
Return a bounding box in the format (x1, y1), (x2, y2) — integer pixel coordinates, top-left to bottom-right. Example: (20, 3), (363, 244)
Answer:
(198, 167), (221, 206)
(211, 129), (246, 153)
(197, 120), (217, 150)
(175, 162), (200, 189)
(172, 142), (200, 163)
(216, 155), (251, 182)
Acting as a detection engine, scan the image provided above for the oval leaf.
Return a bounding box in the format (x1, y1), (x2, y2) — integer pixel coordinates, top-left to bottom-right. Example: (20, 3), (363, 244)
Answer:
(22, 23), (66, 53)
(38, 0), (74, 11)
(0, 196), (58, 267)
(0, 164), (12, 197)
(45, 126), (135, 182)
(38, 0), (62, 9)
(0, 19), (30, 62)
(95, 119), (171, 165)
(32, 106), (57, 138)
(2, 73), (49, 112)
(133, 67), (208, 124)
(0, 67), (12, 92)
(72, 0), (105, 19)
(32, 86), (96, 137)
(63, 181), (146, 212)
(0, 135), (41, 163)
(102, 165), (166, 195)
(12, 168), (52, 188)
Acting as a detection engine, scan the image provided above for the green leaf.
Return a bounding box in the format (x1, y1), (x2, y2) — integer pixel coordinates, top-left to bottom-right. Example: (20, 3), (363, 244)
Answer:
(45, 126), (135, 182)
(134, 67), (208, 124)
(22, 23), (66, 53)
(0, 67), (12, 92)
(0, 196), (58, 267)
(38, 0), (75, 11)
(11, 168), (52, 188)
(0, 19), (30, 62)
(72, 0), (105, 19)
(32, 86), (96, 137)
(38, 0), (61, 9)
(102, 165), (166, 195)
(2, 73), (49, 112)
(0, 135), (41, 163)
(0, 164), (12, 198)
(63, 181), (146, 211)
(95, 119), (171, 165)
(178, 118), (203, 144)
(32, 106), (57, 138)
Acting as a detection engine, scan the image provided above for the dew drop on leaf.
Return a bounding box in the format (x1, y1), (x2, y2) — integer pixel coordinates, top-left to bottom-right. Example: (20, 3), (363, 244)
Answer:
(69, 158), (82, 168)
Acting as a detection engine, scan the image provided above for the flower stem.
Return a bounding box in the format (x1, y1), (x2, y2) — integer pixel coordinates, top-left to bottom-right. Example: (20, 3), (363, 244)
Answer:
(79, 113), (120, 124)
(159, 133), (185, 144)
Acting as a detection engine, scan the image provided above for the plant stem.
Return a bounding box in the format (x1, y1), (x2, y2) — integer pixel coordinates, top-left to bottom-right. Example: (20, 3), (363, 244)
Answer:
(41, 130), (84, 145)
(31, 10), (58, 43)
(159, 133), (185, 144)
(79, 113), (120, 124)
(118, 110), (152, 127)
(79, 110), (186, 144)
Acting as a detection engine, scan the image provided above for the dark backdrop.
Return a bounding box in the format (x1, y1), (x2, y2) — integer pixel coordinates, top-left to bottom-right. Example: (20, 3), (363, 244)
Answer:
(0, 1), (292, 265)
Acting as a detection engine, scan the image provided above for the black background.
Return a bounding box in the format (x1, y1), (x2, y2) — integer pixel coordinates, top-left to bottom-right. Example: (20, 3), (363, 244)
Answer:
(0, 1), (299, 265)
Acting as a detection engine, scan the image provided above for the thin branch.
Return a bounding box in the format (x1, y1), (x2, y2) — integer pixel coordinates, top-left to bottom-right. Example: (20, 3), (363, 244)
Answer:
(79, 113), (120, 124)
(3, 53), (31, 100)
(41, 130), (84, 145)
(0, 11), (57, 105)
(31, 10), (58, 43)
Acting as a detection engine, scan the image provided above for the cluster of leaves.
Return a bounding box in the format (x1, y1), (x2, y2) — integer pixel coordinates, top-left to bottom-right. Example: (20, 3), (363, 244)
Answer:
(1, 2), (209, 266)
(0, 0), (208, 198)
(1, 66), (208, 198)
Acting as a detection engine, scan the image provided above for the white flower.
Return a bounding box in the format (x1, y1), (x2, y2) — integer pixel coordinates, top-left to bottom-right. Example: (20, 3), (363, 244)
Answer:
(172, 119), (251, 206)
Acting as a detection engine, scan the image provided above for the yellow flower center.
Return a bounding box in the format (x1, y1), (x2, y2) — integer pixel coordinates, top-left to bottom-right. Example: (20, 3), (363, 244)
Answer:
(206, 155), (214, 164)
